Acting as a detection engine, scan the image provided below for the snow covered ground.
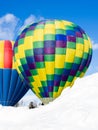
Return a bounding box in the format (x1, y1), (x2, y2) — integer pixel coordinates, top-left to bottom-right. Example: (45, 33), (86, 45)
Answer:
(0, 73), (98, 130)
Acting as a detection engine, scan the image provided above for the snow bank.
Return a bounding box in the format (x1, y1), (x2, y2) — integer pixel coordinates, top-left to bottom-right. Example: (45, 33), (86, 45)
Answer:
(0, 73), (98, 130)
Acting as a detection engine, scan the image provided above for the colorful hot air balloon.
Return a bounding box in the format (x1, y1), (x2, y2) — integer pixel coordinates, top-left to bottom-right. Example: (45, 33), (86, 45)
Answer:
(14, 20), (92, 104)
(0, 40), (29, 106)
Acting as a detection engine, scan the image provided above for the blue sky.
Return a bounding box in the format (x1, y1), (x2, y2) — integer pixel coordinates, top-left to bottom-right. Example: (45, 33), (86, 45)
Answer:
(0, 0), (98, 75)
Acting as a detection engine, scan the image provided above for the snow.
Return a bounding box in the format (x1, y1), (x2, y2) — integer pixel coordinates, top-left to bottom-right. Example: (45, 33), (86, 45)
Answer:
(0, 73), (98, 130)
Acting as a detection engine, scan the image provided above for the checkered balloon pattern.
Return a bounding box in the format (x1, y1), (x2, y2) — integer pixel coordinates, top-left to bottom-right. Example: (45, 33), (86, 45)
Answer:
(14, 20), (92, 99)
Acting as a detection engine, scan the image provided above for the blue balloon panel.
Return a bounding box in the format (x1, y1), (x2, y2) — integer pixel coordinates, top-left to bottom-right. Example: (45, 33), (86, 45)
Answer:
(0, 69), (30, 106)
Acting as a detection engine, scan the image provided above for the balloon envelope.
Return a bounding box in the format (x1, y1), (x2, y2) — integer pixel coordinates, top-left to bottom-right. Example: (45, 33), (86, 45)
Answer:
(0, 40), (29, 106)
(14, 20), (92, 103)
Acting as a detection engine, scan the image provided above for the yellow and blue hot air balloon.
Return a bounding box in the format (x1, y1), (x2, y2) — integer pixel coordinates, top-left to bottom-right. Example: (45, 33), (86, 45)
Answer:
(0, 40), (29, 106)
(14, 20), (92, 104)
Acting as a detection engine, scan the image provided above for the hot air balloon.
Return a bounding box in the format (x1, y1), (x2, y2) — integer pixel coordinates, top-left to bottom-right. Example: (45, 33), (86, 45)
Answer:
(0, 40), (29, 106)
(14, 20), (92, 104)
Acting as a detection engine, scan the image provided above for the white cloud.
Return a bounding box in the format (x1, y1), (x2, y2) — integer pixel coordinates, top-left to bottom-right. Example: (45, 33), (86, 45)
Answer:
(0, 14), (45, 40)
(0, 13), (20, 40)
(21, 15), (45, 31)
(23, 15), (37, 26)
(92, 40), (98, 50)
(24, 15), (44, 26)
(93, 43), (98, 50)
